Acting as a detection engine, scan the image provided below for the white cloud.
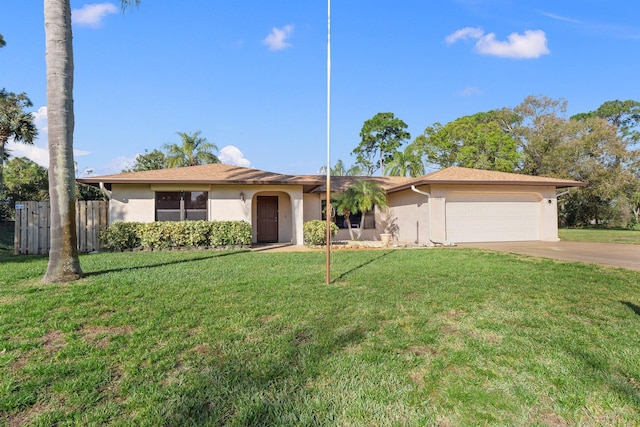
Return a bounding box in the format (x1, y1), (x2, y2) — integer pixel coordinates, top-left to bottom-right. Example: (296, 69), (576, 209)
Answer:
(262, 24), (294, 51)
(459, 86), (482, 96)
(91, 155), (138, 176)
(6, 142), (49, 167)
(33, 106), (48, 133)
(539, 11), (582, 24)
(219, 145), (251, 167)
(476, 30), (550, 59)
(72, 3), (118, 28)
(445, 27), (485, 45)
(446, 27), (550, 59)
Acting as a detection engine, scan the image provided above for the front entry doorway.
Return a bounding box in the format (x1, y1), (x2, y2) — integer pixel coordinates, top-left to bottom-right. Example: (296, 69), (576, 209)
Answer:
(257, 196), (278, 243)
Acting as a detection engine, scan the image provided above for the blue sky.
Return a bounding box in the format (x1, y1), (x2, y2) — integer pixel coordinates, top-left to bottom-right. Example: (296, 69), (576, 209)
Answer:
(2, 1), (640, 176)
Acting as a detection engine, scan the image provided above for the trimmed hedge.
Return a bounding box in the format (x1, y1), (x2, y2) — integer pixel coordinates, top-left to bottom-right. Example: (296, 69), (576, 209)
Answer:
(98, 222), (143, 252)
(303, 220), (338, 246)
(99, 220), (252, 251)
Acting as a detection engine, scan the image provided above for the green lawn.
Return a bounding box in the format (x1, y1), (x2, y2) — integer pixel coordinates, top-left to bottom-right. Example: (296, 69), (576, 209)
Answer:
(559, 227), (640, 245)
(1, 248), (639, 426)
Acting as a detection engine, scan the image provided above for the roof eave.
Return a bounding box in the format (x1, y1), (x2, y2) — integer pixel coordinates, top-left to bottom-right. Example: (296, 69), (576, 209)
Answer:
(388, 179), (586, 192)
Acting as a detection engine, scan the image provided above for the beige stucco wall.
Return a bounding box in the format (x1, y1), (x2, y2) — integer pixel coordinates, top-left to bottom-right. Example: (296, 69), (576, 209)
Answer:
(386, 188), (431, 244)
(110, 184), (156, 223)
(303, 194), (322, 222)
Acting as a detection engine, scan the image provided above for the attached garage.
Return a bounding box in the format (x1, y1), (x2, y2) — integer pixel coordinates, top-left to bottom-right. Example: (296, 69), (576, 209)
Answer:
(445, 192), (542, 243)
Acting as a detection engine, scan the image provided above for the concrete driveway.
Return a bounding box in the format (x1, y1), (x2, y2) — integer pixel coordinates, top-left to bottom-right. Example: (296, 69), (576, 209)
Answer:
(459, 241), (640, 271)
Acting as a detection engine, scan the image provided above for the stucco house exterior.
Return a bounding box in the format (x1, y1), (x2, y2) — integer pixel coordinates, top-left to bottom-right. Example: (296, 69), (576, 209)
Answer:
(78, 164), (584, 246)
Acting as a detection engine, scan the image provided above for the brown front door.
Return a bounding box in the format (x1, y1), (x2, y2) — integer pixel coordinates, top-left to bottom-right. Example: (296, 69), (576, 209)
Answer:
(257, 196), (278, 243)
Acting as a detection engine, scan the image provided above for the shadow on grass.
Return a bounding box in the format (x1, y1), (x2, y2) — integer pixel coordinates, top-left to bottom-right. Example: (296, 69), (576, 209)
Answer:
(621, 301), (640, 317)
(162, 323), (368, 424)
(331, 250), (395, 284)
(84, 250), (249, 277)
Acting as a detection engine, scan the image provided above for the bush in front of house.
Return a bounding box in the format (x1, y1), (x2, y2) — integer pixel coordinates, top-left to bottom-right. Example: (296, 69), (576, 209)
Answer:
(209, 220), (252, 247)
(99, 222), (143, 251)
(304, 220), (338, 246)
(99, 220), (252, 251)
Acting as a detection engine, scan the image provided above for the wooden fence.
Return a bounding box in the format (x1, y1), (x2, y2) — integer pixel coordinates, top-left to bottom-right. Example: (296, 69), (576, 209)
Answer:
(14, 201), (109, 255)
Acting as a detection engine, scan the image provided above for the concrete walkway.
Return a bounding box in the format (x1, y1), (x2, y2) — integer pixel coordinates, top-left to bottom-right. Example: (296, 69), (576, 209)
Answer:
(459, 241), (640, 272)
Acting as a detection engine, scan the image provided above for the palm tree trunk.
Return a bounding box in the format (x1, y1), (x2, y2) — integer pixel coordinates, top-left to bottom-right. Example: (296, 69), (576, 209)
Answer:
(43, 0), (83, 282)
(345, 213), (354, 240)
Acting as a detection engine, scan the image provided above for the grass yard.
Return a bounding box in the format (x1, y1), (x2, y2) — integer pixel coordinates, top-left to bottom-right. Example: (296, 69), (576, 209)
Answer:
(1, 248), (639, 426)
(559, 227), (640, 245)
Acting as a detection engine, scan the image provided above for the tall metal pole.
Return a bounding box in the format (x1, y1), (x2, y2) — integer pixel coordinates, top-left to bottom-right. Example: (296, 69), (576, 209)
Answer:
(325, 0), (331, 284)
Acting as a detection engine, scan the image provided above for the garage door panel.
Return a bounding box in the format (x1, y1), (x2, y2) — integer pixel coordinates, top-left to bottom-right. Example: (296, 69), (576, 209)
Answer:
(446, 194), (540, 243)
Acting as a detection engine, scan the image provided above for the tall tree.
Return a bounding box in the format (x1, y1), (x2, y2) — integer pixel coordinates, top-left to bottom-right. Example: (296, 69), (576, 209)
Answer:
(512, 95), (569, 176)
(557, 117), (630, 226)
(164, 131), (219, 168)
(3, 156), (49, 202)
(572, 100), (640, 147)
(0, 89), (38, 193)
(0, 34), (5, 48)
(352, 112), (410, 176)
(413, 110), (520, 172)
(43, 0), (140, 283)
(384, 145), (425, 177)
(124, 148), (168, 172)
(1, 156), (49, 220)
(44, 0), (82, 282)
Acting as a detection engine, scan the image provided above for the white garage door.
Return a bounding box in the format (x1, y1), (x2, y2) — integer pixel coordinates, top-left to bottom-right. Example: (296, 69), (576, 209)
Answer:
(446, 193), (540, 243)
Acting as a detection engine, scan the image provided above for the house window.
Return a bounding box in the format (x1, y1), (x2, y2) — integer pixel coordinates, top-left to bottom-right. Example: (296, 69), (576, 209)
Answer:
(321, 200), (375, 229)
(156, 191), (207, 221)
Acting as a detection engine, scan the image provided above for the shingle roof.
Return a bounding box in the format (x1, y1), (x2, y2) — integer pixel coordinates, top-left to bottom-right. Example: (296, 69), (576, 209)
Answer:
(78, 163), (324, 186)
(387, 167), (586, 191)
(308, 175), (414, 193)
(78, 164), (585, 192)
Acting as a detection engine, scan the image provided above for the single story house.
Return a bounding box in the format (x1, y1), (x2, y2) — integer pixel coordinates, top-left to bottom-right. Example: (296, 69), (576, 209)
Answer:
(78, 164), (585, 245)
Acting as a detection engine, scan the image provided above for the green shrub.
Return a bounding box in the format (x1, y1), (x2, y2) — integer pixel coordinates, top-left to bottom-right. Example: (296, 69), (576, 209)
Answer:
(304, 220), (338, 246)
(100, 220), (251, 251)
(139, 222), (172, 250)
(210, 221), (252, 247)
(99, 222), (143, 251)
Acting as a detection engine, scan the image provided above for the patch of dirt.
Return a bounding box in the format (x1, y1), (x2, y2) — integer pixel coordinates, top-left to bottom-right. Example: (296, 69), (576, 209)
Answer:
(407, 345), (440, 357)
(0, 296), (23, 305)
(81, 325), (133, 348)
(5, 401), (48, 427)
(409, 371), (424, 387)
(192, 343), (213, 355)
(536, 409), (569, 427)
(259, 313), (282, 324)
(441, 326), (458, 335)
(41, 330), (66, 355)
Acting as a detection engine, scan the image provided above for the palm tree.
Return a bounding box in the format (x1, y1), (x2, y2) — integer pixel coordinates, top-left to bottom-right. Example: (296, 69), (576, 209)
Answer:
(384, 146), (425, 177)
(348, 179), (388, 235)
(164, 131), (219, 168)
(0, 89), (38, 193)
(318, 159), (363, 176)
(43, 0), (140, 283)
(333, 189), (358, 240)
